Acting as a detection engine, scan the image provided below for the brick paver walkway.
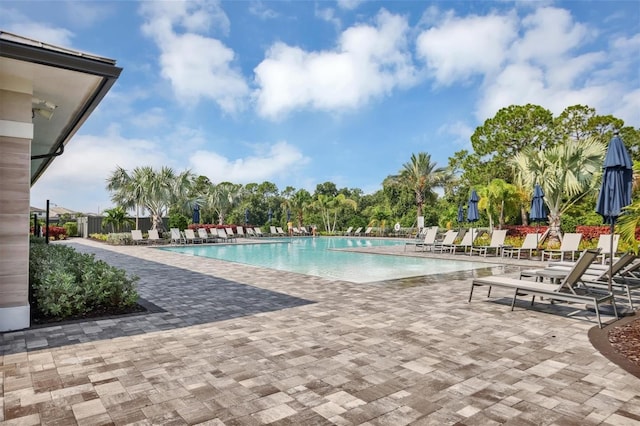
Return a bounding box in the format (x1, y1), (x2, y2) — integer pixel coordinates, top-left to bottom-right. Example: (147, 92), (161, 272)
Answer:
(1, 238), (638, 425)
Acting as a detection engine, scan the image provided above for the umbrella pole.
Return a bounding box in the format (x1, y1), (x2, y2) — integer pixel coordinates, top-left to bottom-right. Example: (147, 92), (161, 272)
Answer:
(608, 221), (614, 293)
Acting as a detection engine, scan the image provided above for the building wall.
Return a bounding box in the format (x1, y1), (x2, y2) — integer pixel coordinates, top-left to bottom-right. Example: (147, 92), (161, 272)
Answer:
(0, 80), (33, 331)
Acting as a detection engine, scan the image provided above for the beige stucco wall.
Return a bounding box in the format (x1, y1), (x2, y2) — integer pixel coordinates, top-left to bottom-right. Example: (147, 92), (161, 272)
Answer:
(0, 84), (33, 331)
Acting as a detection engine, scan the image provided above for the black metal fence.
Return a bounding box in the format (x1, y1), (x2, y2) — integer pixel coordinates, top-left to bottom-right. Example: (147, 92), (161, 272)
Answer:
(77, 216), (169, 237)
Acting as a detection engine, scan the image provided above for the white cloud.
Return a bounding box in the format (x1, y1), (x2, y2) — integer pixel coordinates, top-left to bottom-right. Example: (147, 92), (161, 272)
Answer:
(249, 1), (279, 20)
(253, 9), (417, 119)
(140, 1), (249, 113)
(188, 141), (310, 183)
(30, 127), (172, 213)
(415, 12), (517, 86)
(4, 22), (74, 47)
(337, 0), (364, 11)
(438, 121), (474, 148)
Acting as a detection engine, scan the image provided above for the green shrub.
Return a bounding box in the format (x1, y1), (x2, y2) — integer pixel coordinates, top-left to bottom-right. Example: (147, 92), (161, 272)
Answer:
(89, 233), (108, 241)
(63, 221), (78, 237)
(106, 232), (132, 245)
(29, 243), (139, 320)
(169, 212), (189, 231)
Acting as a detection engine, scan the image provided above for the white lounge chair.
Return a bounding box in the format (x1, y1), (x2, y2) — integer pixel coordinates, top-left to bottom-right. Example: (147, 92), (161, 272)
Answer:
(236, 226), (246, 238)
(254, 227), (265, 237)
(542, 233), (582, 262)
(447, 228), (479, 254)
(470, 249), (617, 328)
(184, 229), (202, 244)
(170, 228), (185, 244)
(276, 226), (286, 236)
(469, 229), (507, 257)
(432, 230), (459, 253)
(502, 233), (540, 259)
(225, 227), (237, 242)
(353, 227), (363, 236)
(246, 228), (256, 237)
(269, 226), (278, 236)
(131, 229), (148, 245)
(595, 234), (620, 264)
(404, 226), (438, 252)
(148, 229), (163, 244)
(197, 228), (216, 243)
(343, 226), (353, 236)
(363, 227), (373, 236)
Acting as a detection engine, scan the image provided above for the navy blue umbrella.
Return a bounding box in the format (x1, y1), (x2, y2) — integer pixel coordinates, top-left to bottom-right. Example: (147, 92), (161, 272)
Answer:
(287, 209), (291, 222)
(530, 184), (546, 253)
(457, 205), (465, 223)
(595, 134), (633, 292)
(467, 190), (480, 248)
(268, 208), (272, 223)
(244, 208), (249, 225)
(192, 204), (200, 224)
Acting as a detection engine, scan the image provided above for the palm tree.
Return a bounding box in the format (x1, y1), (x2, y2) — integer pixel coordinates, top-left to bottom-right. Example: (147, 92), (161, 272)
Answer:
(106, 166), (196, 231)
(312, 194), (357, 233)
(511, 137), (606, 239)
(202, 182), (242, 225)
(102, 207), (134, 233)
(389, 153), (450, 225)
(615, 161), (640, 254)
(288, 189), (312, 228)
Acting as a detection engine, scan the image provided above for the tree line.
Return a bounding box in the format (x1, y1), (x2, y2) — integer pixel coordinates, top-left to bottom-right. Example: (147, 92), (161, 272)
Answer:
(106, 103), (640, 245)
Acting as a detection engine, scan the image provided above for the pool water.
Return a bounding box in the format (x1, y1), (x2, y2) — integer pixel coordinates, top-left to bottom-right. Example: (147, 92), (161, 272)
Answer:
(161, 237), (494, 283)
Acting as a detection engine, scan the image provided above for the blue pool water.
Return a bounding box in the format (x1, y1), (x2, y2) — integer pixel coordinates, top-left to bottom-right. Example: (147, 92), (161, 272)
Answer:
(161, 237), (494, 283)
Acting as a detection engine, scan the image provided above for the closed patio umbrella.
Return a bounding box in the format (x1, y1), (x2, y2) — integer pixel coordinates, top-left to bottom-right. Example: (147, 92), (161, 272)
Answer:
(467, 190), (480, 249)
(244, 208), (249, 225)
(192, 204), (200, 224)
(530, 184), (546, 251)
(457, 205), (464, 232)
(595, 133), (633, 294)
(268, 208), (272, 223)
(287, 209), (291, 222)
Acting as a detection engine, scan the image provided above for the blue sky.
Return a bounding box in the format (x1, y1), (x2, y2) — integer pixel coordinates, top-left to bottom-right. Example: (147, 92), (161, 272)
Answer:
(3, 1), (639, 214)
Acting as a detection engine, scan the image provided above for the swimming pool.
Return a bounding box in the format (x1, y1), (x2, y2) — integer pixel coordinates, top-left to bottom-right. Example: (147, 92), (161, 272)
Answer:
(161, 237), (495, 283)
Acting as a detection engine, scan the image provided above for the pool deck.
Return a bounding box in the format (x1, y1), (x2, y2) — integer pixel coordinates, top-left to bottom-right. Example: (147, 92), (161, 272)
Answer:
(1, 237), (639, 425)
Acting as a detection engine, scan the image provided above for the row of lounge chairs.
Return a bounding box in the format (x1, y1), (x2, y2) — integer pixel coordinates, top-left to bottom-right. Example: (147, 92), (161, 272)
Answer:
(343, 226), (375, 236)
(405, 229), (620, 262)
(470, 248), (640, 327)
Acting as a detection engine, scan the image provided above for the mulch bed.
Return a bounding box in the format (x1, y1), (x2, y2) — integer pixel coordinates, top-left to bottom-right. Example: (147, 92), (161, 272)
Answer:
(589, 315), (640, 378)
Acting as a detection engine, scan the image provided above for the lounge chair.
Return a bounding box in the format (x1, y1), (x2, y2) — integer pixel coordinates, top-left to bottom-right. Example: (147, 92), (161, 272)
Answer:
(501, 233), (540, 259)
(343, 226), (353, 236)
(216, 228), (233, 242)
(432, 230), (459, 253)
(469, 229), (507, 257)
(353, 227), (363, 236)
(595, 234), (620, 264)
(363, 227), (373, 236)
(521, 253), (638, 309)
(269, 226), (278, 236)
(541, 233), (582, 262)
(197, 228), (216, 243)
(184, 229), (202, 244)
(246, 228), (256, 237)
(236, 226), (246, 238)
(131, 229), (148, 245)
(170, 228), (185, 244)
(404, 226), (438, 252)
(469, 249), (618, 328)
(225, 227), (238, 242)
(446, 228), (478, 254)
(254, 227), (265, 237)
(147, 229), (163, 244)
(300, 226), (310, 235)
(276, 226), (286, 236)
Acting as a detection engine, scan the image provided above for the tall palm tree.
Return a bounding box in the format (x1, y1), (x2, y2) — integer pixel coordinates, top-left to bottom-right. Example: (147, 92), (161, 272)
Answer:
(288, 189), (312, 227)
(478, 179), (519, 230)
(203, 182), (243, 225)
(389, 153), (450, 225)
(106, 166), (196, 231)
(511, 137), (606, 239)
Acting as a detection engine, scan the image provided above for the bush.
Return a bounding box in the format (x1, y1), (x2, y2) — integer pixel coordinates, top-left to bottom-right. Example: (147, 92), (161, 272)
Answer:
(29, 243), (139, 320)
(89, 233), (108, 241)
(106, 232), (132, 245)
(63, 221), (78, 237)
(169, 213), (189, 231)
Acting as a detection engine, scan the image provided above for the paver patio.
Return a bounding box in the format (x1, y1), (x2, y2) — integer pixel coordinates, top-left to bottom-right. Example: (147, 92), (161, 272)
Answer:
(1, 238), (639, 425)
